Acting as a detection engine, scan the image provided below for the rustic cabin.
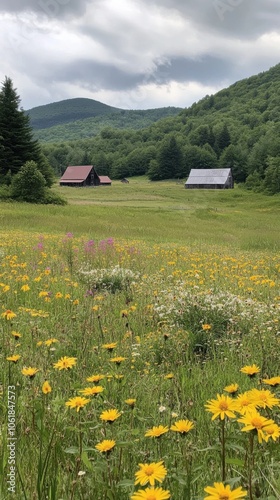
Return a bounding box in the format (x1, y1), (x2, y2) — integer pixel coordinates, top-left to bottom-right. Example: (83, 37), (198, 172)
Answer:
(60, 165), (111, 187)
(185, 168), (233, 189)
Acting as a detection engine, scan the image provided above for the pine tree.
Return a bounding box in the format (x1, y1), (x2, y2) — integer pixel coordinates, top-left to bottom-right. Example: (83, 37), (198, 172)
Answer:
(157, 136), (183, 179)
(0, 77), (54, 186)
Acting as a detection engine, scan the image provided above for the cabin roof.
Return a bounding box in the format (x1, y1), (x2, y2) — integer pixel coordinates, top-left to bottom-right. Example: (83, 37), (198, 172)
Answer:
(185, 168), (231, 185)
(60, 165), (93, 182)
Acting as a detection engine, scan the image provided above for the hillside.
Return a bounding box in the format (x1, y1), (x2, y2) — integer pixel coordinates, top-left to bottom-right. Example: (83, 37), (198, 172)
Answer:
(26, 97), (120, 129)
(30, 106), (183, 142)
(41, 63), (280, 192)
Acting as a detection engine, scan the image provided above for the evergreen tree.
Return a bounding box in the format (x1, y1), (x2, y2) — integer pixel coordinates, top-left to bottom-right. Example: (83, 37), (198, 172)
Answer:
(157, 135), (183, 179)
(0, 77), (54, 186)
(215, 123), (231, 156)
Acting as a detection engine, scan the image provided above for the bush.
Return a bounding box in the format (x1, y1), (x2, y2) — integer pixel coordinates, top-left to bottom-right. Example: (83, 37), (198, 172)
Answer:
(42, 189), (67, 205)
(11, 160), (46, 203)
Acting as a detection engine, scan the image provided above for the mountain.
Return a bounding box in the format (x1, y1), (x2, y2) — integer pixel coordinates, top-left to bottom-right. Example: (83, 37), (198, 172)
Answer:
(26, 98), (182, 142)
(26, 97), (120, 129)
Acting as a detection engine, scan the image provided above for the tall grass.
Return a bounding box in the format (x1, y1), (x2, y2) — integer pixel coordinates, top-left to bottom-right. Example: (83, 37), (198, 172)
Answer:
(0, 181), (280, 499)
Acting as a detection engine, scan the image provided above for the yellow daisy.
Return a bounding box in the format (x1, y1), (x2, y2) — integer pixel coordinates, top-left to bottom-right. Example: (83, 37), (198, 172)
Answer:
(240, 364), (260, 377)
(263, 423), (280, 442)
(224, 383), (239, 395)
(95, 439), (116, 453)
(65, 396), (90, 412)
(248, 388), (280, 409)
(110, 356), (126, 365)
(131, 486), (170, 500)
(145, 425), (169, 438)
(205, 394), (237, 420)
(125, 398), (136, 408)
(102, 342), (117, 351)
(6, 355), (21, 363)
(42, 381), (52, 394)
(100, 408), (121, 423)
(79, 386), (104, 396)
(22, 366), (39, 379)
(53, 356), (77, 370)
(135, 461), (167, 486)
(238, 410), (275, 443)
(204, 481), (247, 500)
(170, 419), (194, 434)
(262, 376), (280, 387)
(86, 374), (105, 384)
(234, 391), (256, 415)
(1, 309), (16, 320)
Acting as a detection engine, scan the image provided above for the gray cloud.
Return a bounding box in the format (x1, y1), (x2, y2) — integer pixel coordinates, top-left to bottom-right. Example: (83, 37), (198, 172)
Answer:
(0, 0), (280, 110)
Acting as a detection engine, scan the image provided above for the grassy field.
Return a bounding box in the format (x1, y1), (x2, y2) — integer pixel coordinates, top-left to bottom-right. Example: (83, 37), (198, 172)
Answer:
(1, 178), (280, 249)
(1, 180), (280, 500)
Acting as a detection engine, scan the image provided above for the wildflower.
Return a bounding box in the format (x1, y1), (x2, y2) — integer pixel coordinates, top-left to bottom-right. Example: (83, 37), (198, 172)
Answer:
(263, 423), (280, 442)
(55, 292), (63, 299)
(86, 374), (105, 384)
(110, 356), (126, 365)
(238, 410), (275, 443)
(262, 376), (280, 387)
(170, 419), (194, 434)
(131, 486), (170, 500)
(240, 364), (260, 377)
(65, 396), (90, 412)
(22, 367), (39, 379)
(95, 439), (116, 453)
(135, 461), (167, 486)
(42, 381), (52, 394)
(164, 373), (174, 379)
(145, 425), (169, 438)
(204, 481), (247, 499)
(11, 331), (21, 339)
(202, 324), (211, 330)
(39, 291), (49, 298)
(235, 392), (256, 415)
(79, 386), (104, 396)
(100, 408), (121, 423)
(6, 355), (21, 363)
(53, 356), (77, 370)
(125, 398), (136, 408)
(102, 342), (117, 351)
(21, 284), (30, 292)
(92, 305), (99, 312)
(115, 374), (124, 381)
(224, 383), (239, 395)
(248, 388), (280, 409)
(205, 394), (237, 420)
(44, 338), (59, 347)
(1, 309), (16, 320)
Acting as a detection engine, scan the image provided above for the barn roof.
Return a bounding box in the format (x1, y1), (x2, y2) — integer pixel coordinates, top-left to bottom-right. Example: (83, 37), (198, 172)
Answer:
(185, 168), (231, 185)
(99, 176), (112, 184)
(60, 165), (93, 182)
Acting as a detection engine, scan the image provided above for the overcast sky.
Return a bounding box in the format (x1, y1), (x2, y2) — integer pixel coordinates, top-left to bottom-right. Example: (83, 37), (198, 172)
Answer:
(0, 0), (280, 111)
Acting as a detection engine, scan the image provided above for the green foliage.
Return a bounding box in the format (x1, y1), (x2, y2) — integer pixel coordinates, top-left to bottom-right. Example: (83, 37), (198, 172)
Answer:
(0, 76), (55, 186)
(263, 156), (280, 194)
(11, 160), (47, 202)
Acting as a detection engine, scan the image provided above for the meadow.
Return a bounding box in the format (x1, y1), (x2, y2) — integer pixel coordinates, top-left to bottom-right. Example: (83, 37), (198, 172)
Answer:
(0, 179), (280, 500)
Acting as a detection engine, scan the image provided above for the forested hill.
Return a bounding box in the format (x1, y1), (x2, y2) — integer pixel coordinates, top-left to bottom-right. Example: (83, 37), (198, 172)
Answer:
(26, 98), (121, 129)
(42, 63), (280, 194)
(26, 97), (182, 142)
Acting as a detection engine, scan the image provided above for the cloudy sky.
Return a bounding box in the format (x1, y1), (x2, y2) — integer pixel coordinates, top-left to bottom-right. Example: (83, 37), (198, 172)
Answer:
(0, 0), (280, 111)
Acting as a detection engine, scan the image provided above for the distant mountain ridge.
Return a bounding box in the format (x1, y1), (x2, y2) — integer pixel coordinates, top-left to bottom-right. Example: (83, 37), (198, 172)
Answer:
(26, 98), (183, 142)
(26, 97), (121, 129)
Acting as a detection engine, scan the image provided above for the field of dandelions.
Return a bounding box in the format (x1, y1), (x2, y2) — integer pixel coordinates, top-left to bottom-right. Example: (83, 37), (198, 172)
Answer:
(1, 231), (280, 500)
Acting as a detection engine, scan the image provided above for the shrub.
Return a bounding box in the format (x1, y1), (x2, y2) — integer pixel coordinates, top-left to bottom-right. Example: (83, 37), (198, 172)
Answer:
(11, 160), (46, 203)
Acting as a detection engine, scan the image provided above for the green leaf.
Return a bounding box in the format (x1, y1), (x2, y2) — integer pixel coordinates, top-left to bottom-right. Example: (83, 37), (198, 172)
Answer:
(81, 451), (93, 471)
(225, 458), (245, 467)
(116, 480), (134, 489)
(64, 446), (79, 454)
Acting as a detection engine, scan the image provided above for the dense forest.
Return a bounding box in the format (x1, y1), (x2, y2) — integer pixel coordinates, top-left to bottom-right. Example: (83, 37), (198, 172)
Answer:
(39, 63), (280, 193)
